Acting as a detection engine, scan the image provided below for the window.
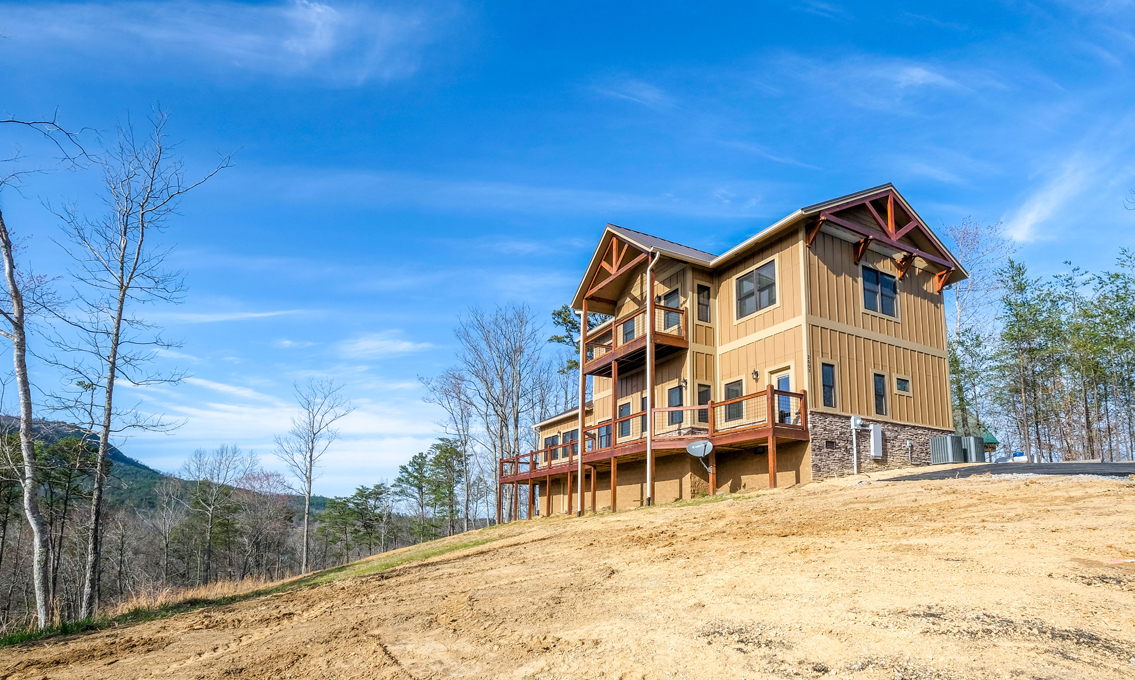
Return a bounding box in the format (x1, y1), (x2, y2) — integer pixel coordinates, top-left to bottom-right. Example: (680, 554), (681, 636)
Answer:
(863, 267), (898, 317)
(696, 284), (711, 323)
(821, 363), (836, 408)
(895, 376), (911, 395)
(697, 384), (711, 424)
(617, 401), (631, 438)
(874, 374), (887, 416)
(621, 318), (636, 344)
(545, 434), (560, 461)
(724, 380), (743, 421)
(667, 386), (684, 425)
(661, 289), (680, 329)
(563, 429), (578, 457)
(736, 261), (776, 319)
(597, 423), (612, 449)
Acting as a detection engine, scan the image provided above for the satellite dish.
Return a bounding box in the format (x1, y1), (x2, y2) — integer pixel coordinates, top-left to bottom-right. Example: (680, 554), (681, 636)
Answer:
(686, 440), (713, 458)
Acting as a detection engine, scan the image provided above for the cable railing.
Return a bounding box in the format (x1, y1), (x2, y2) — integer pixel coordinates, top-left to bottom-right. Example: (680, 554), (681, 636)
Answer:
(582, 305), (686, 368)
(500, 387), (807, 481)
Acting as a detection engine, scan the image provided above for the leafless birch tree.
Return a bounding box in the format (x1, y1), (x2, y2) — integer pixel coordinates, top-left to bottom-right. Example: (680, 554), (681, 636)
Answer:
(274, 378), (354, 574)
(45, 109), (230, 618)
(420, 368), (474, 531)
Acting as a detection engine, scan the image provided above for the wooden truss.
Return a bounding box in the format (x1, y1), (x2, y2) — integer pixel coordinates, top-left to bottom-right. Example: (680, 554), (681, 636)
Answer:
(585, 236), (647, 299)
(810, 188), (956, 293)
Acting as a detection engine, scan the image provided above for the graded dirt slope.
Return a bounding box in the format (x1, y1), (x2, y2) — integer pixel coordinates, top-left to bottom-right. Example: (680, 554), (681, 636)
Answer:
(4, 472), (1134, 679)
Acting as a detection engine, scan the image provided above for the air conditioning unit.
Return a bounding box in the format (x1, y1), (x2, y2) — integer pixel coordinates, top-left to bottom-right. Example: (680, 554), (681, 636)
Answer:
(960, 436), (985, 463)
(930, 435), (964, 465)
(869, 423), (883, 459)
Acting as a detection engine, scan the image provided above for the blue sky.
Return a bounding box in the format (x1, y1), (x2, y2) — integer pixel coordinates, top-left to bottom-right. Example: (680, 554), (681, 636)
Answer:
(2, 1), (1135, 495)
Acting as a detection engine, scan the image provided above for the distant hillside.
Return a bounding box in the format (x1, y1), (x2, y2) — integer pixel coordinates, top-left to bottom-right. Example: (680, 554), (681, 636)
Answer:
(2, 417), (328, 511)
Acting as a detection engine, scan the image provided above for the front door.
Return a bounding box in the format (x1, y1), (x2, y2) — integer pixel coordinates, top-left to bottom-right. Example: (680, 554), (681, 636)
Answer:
(774, 373), (791, 424)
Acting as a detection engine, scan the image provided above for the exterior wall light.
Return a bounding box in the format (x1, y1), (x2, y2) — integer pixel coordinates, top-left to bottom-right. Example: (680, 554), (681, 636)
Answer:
(751, 369), (760, 382)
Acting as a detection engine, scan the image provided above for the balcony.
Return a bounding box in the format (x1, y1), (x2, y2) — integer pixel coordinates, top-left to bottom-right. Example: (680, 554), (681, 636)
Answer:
(582, 305), (688, 378)
(499, 386), (808, 483)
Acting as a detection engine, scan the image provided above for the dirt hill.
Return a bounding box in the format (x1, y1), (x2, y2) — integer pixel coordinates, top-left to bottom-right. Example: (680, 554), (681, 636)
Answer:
(3, 469), (1134, 679)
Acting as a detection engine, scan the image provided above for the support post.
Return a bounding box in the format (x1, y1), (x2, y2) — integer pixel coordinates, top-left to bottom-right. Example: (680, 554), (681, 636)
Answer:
(577, 300), (588, 517)
(645, 252), (658, 506)
(611, 359), (619, 447)
(768, 437), (778, 490)
(513, 479), (519, 523)
(496, 459), (502, 525)
(610, 456), (618, 512)
(528, 480), (534, 519)
(708, 450), (716, 496)
(567, 470), (573, 517)
(590, 465), (596, 514)
(545, 475), (552, 517)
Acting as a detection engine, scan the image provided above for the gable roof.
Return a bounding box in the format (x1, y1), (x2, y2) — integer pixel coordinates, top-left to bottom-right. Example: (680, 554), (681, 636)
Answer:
(571, 183), (968, 310)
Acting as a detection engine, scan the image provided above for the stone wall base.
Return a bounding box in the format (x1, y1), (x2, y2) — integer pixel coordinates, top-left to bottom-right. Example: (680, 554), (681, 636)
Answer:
(808, 412), (949, 480)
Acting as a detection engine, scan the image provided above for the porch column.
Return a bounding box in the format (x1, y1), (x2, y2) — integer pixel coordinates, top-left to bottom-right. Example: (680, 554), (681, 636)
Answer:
(768, 437), (778, 490)
(610, 456), (618, 512)
(578, 299), (588, 517)
(545, 475), (552, 517)
(645, 253), (657, 506)
(528, 480), (534, 519)
(590, 466), (597, 514)
(513, 479), (519, 522)
(496, 459), (502, 525)
(708, 450), (716, 496)
(567, 470), (573, 516)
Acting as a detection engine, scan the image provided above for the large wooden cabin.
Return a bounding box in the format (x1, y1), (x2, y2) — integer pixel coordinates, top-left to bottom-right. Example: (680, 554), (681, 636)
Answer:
(498, 184), (967, 520)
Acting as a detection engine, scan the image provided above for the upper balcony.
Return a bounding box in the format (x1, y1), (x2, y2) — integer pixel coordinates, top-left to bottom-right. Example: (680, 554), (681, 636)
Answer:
(582, 305), (689, 378)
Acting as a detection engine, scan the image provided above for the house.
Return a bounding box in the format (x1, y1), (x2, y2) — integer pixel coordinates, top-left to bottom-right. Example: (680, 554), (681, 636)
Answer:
(498, 184), (967, 521)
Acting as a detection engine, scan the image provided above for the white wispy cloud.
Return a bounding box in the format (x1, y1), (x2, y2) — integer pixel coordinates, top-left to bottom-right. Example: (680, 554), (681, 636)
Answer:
(272, 338), (317, 349)
(184, 377), (284, 403)
(1003, 155), (1095, 242)
(596, 79), (675, 109)
(0, 0), (451, 84)
(165, 309), (305, 323)
(336, 331), (432, 359)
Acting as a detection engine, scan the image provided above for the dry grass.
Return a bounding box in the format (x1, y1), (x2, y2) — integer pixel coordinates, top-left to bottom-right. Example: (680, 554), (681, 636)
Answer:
(106, 575), (293, 617)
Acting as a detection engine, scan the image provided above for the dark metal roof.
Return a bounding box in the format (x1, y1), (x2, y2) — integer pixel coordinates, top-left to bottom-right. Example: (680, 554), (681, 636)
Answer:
(607, 224), (716, 266)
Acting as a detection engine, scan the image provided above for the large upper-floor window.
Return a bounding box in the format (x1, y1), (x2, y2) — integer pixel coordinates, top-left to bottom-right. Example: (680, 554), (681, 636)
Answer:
(661, 289), (681, 329)
(562, 428), (578, 457)
(736, 261), (776, 319)
(863, 267), (898, 317)
(545, 434), (560, 460)
(621, 318), (636, 344)
(697, 384), (711, 423)
(667, 386), (684, 425)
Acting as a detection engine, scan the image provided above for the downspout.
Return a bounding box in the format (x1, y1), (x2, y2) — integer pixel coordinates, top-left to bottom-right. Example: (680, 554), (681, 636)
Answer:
(645, 251), (660, 506)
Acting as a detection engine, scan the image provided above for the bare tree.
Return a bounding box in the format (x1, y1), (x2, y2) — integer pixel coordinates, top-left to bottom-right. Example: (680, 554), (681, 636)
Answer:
(0, 114), (87, 629)
(181, 445), (255, 585)
(420, 368), (474, 532)
(45, 109), (231, 619)
(943, 217), (1017, 335)
(274, 379), (354, 574)
(138, 479), (186, 585)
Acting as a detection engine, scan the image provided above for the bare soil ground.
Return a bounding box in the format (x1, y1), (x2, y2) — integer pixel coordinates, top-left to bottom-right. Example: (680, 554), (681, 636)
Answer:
(4, 470), (1135, 679)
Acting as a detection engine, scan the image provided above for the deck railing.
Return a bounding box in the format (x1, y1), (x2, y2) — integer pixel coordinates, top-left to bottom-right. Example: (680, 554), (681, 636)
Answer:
(583, 305), (686, 366)
(499, 386), (807, 480)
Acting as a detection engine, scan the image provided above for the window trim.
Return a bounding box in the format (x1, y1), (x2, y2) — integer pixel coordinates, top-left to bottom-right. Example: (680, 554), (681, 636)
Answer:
(722, 377), (745, 422)
(894, 373), (913, 397)
(860, 263), (901, 321)
(820, 361), (837, 409)
(731, 254), (780, 325)
(695, 283), (712, 324)
(873, 372), (888, 417)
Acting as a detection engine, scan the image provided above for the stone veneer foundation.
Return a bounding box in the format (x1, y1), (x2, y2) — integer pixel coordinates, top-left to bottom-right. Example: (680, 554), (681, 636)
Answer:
(808, 411), (951, 480)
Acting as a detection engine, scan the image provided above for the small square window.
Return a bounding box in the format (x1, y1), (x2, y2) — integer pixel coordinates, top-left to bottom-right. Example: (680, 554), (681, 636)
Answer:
(895, 377), (911, 394)
(825, 440), (837, 450)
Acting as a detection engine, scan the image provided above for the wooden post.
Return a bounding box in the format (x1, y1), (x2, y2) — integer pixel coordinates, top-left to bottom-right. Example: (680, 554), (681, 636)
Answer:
(513, 479), (519, 523)
(708, 450), (716, 496)
(646, 254), (656, 506)
(578, 299), (587, 517)
(610, 456), (618, 512)
(528, 480), (534, 519)
(708, 399), (715, 437)
(768, 436), (778, 490)
(545, 475), (552, 517)
(590, 466), (597, 514)
(567, 470), (573, 516)
(611, 359), (619, 447)
(800, 389), (808, 430)
(496, 459), (503, 525)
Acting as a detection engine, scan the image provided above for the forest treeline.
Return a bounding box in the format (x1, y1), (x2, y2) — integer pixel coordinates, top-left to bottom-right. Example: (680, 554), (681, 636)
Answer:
(952, 250), (1135, 463)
